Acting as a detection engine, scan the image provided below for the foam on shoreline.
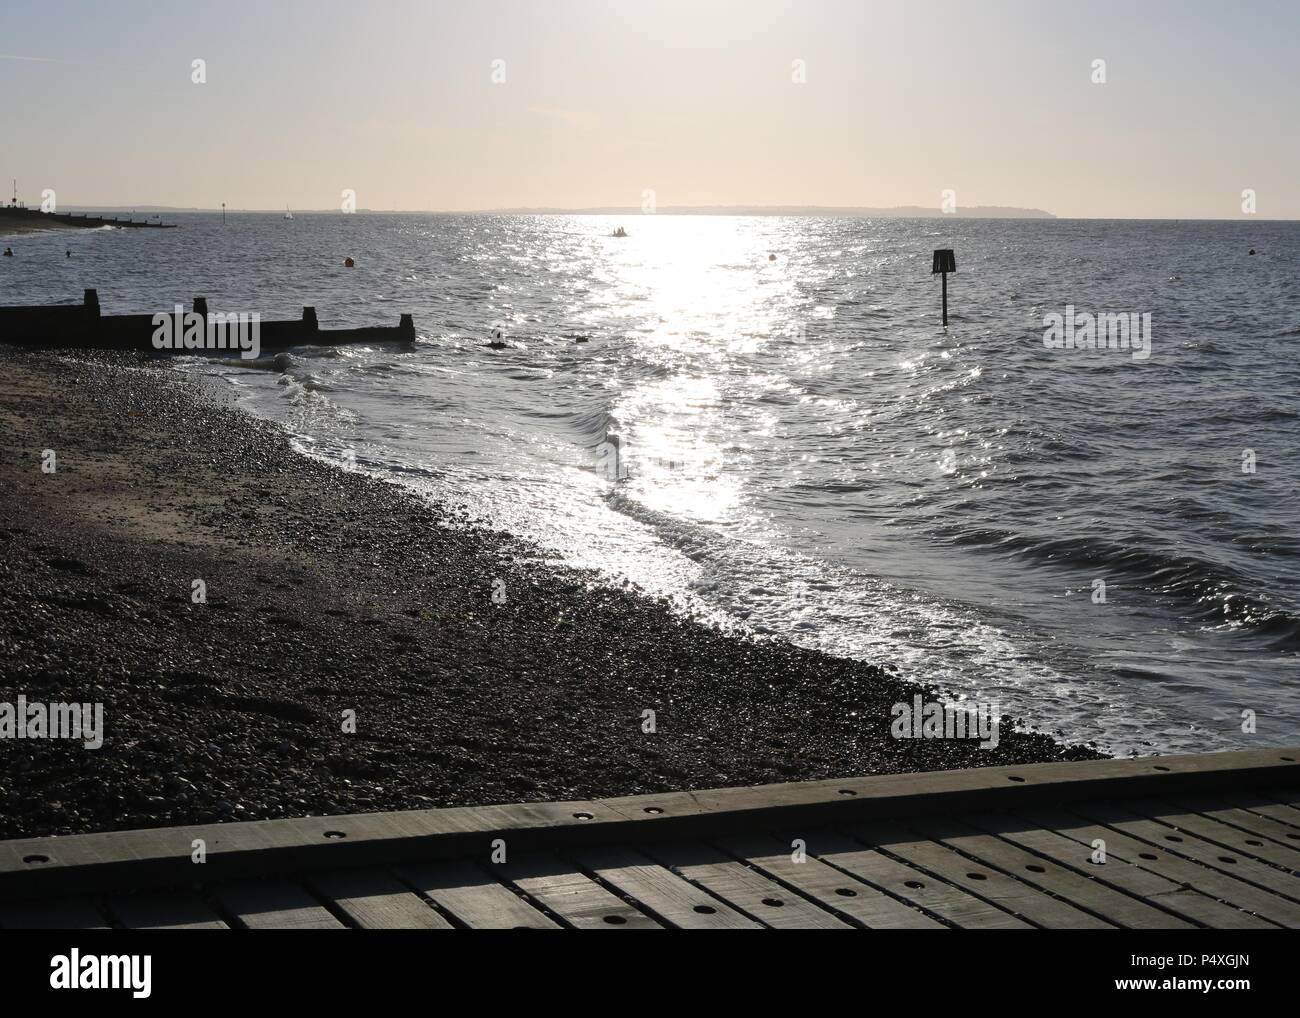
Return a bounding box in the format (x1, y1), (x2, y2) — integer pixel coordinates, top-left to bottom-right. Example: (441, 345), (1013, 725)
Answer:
(0, 347), (1100, 839)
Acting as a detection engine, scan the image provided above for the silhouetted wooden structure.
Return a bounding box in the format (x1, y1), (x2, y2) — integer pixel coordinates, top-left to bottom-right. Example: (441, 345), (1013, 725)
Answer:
(0, 205), (176, 230)
(0, 290), (416, 353)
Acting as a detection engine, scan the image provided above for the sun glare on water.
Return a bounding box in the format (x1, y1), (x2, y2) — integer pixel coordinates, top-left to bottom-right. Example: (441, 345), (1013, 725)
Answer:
(597, 216), (799, 524)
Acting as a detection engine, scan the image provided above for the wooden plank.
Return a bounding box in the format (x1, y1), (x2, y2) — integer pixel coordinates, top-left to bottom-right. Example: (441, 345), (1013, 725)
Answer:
(644, 841), (851, 928)
(395, 859), (558, 929)
(908, 816), (1194, 929)
(5, 749), (1299, 903)
(1236, 797), (1300, 832)
(1072, 803), (1300, 902)
(306, 867), (452, 929)
(212, 879), (346, 929)
(1023, 806), (1300, 927)
(810, 829), (1030, 928)
(569, 845), (760, 929)
(0, 897), (111, 929)
(1130, 798), (1300, 871)
(717, 832), (945, 929)
(596, 748), (1300, 840)
(1245, 799), (1300, 830)
(108, 891), (228, 929)
(851, 821), (1113, 929)
(1259, 787), (1300, 809)
(1167, 792), (1300, 849)
(974, 811), (1278, 930)
(0, 797), (628, 902)
(498, 852), (661, 929)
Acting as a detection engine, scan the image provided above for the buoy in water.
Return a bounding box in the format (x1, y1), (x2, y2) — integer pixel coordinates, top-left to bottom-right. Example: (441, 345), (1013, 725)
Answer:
(1249, 248), (1256, 255)
(768, 253), (776, 261)
(343, 257), (355, 268)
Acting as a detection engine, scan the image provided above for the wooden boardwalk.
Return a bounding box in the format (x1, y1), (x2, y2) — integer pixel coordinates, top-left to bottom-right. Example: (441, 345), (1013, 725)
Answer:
(2, 748), (1299, 929)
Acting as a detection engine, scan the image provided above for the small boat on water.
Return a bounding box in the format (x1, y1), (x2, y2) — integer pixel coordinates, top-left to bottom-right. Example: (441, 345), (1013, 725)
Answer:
(612, 226), (627, 238)
(284, 206), (293, 220)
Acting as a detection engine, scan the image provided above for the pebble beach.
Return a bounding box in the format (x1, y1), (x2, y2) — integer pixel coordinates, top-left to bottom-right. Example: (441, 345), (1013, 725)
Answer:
(0, 349), (1100, 839)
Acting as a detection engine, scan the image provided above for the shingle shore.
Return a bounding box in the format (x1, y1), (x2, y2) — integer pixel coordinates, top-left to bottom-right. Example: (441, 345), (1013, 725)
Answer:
(0, 348), (1100, 839)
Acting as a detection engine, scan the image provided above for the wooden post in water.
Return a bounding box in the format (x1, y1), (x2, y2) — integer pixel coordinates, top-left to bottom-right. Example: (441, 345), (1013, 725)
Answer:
(931, 248), (956, 327)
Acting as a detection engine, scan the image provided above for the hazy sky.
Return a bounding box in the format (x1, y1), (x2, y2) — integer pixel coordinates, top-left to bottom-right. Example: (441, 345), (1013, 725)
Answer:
(2, 0), (1296, 218)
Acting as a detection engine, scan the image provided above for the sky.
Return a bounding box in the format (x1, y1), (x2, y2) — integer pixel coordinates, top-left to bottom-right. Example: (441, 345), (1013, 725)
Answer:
(1, 0), (1297, 218)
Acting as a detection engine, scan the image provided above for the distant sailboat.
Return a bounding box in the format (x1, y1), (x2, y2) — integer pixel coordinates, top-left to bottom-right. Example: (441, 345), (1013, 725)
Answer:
(284, 205), (293, 220)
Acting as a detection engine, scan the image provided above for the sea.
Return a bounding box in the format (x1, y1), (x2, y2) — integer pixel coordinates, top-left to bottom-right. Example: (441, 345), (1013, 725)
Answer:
(4, 212), (1298, 756)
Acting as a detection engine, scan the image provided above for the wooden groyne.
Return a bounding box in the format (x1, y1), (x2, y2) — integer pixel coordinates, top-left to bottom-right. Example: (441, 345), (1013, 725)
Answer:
(0, 290), (416, 352)
(1, 748), (1297, 929)
(0, 205), (176, 230)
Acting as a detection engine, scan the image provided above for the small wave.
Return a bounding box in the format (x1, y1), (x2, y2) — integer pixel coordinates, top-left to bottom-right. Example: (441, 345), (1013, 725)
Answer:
(931, 524), (1300, 648)
(569, 404), (620, 443)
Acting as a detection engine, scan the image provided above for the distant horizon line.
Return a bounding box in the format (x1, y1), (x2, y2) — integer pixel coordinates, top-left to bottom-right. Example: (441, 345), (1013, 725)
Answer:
(22, 202), (1055, 217)
(22, 203), (1299, 222)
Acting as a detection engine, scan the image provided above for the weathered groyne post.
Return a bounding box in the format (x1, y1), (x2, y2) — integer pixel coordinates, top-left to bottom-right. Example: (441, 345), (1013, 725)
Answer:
(1, 291), (415, 350)
(932, 248), (956, 327)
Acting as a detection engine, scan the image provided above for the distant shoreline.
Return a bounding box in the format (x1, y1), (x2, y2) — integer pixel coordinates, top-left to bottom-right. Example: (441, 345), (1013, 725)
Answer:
(42, 204), (1058, 218)
(38, 207), (1299, 222)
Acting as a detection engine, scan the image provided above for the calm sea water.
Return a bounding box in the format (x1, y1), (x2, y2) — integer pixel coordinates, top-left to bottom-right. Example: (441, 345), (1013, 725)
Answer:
(5, 212), (1298, 755)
